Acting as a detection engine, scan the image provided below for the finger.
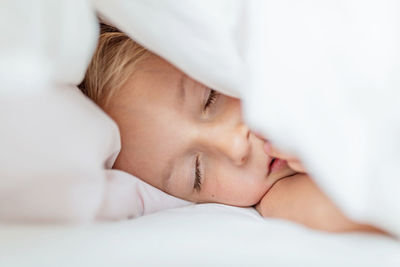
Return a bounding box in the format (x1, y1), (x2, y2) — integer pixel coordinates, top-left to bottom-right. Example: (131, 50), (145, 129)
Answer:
(264, 142), (307, 172)
(264, 142), (294, 160)
(287, 159), (307, 173)
(253, 131), (267, 142)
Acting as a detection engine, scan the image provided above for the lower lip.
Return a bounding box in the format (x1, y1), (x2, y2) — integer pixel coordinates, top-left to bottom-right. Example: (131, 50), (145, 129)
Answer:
(270, 159), (287, 174)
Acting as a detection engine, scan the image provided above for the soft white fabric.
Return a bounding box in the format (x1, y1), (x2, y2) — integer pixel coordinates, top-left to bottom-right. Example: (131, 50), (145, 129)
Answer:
(0, 0), (110, 222)
(0, 0), (188, 223)
(1, 204), (400, 267)
(0, 87), (112, 222)
(97, 170), (190, 221)
(242, 1), (400, 236)
(94, 0), (250, 99)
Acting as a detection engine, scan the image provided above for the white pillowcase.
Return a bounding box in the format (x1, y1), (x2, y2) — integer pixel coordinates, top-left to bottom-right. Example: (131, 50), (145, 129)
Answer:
(0, 85), (119, 222)
(0, 0), (188, 222)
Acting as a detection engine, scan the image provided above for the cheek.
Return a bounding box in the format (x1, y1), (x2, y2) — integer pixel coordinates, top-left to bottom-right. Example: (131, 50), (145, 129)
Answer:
(212, 169), (269, 207)
(235, 181), (269, 206)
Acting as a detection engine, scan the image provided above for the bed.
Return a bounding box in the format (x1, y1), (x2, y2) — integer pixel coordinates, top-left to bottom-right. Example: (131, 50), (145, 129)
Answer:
(2, 204), (400, 267)
(1, 1), (400, 266)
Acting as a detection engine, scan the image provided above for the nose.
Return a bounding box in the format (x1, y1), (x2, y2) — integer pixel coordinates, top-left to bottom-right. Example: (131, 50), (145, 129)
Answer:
(205, 122), (251, 166)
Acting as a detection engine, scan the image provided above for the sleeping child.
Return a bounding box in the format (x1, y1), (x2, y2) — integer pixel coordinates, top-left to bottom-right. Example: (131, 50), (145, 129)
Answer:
(79, 24), (381, 233)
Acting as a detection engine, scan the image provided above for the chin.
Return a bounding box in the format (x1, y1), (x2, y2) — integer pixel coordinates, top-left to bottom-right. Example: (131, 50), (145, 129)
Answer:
(243, 167), (297, 207)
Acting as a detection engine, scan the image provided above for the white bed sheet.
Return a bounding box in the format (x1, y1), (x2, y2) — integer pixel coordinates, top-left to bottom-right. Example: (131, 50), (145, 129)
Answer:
(1, 204), (399, 267)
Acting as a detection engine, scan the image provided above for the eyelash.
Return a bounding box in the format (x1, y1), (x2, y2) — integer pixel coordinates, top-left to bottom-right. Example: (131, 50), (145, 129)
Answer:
(194, 89), (219, 191)
(204, 89), (219, 110)
(194, 155), (202, 191)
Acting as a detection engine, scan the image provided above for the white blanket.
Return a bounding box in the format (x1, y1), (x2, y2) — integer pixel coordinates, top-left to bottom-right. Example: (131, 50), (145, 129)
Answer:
(1, 0), (400, 238)
(1, 204), (400, 267)
(242, 0), (400, 237)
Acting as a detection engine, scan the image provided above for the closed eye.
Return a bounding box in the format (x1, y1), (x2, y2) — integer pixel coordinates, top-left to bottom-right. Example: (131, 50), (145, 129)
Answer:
(194, 155), (202, 191)
(204, 89), (219, 110)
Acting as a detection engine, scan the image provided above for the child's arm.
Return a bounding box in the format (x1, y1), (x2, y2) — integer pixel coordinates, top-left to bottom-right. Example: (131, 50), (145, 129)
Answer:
(255, 173), (382, 233)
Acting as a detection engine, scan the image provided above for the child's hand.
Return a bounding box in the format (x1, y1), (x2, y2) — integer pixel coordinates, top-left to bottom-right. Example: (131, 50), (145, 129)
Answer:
(255, 173), (383, 233)
(263, 141), (307, 173)
(264, 141), (307, 173)
(254, 131), (306, 173)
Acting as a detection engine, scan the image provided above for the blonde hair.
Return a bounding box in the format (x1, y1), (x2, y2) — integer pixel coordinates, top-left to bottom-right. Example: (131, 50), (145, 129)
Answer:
(79, 23), (150, 107)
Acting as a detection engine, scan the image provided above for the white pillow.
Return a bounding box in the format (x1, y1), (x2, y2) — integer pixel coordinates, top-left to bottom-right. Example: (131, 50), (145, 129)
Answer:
(0, 85), (119, 222)
(0, 0), (188, 222)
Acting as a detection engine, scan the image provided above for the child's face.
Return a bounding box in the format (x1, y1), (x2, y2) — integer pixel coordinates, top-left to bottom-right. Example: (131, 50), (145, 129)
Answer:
(107, 56), (296, 206)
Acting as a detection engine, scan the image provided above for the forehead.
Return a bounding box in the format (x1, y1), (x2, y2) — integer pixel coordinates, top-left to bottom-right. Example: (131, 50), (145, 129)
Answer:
(108, 56), (185, 125)
(122, 56), (182, 99)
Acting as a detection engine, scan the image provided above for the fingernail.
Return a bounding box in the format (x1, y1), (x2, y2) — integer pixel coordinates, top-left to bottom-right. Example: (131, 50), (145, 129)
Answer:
(253, 131), (266, 141)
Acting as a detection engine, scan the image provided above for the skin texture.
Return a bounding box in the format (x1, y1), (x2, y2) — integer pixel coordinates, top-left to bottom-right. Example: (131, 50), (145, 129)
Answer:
(255, 174), (380, 232)
(105, 54), (381, 232)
